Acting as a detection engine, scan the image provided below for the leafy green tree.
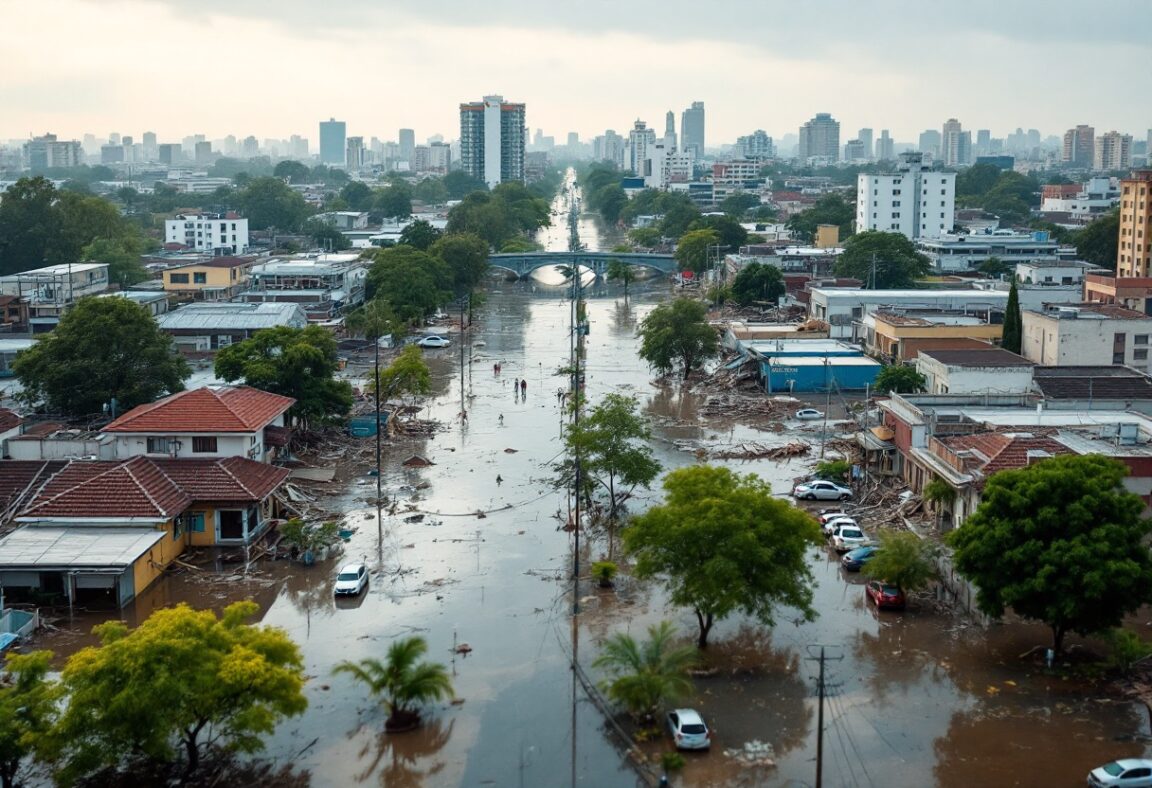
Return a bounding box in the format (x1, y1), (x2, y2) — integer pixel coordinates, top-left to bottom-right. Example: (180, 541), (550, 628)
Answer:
(718, 192), (761, 218)
(674, 228), (721, 274)
(309, 164), (349, 187)
(430, 232), (488, 293)
(114, 186), (140, 210)
(604, 259), (637, 299)
(1072, 208), (1120, 271)
(52, 191), (133, 266)
(628, 227), (661, 247)
(593, 184), (628, 224)
(372, 344), (432, 414)
(0, 651), (59, 788)
(398, 219), (443, 251)
(976, 256), (1011, 278)
(955, 163), (1002, 198)
(638, 297), (719, 379)
(305, 219), (351, 252)
(592, 622), (696, 722)
(14, 297), (189, 418)
(625, 465), (823, 647)
(365, 246), (452, 322)
(49, 602), (306, 784)
(272, 160), (311, 183)
(863, 531), (937, 594)
(873, 365), (926, 394)
(689, 215), (748, 252)
(834, 230), (930, 288)
(1001, 281), (1022, 353)
(659, 200), (702, 239)
(412, 177), (449, 205)
(334, 637), (453, 731)
(786, 193), (854, 242)
(375, 182), (413, 219)
(560, 393), (660, 522)
(441, 171), (487, 200)
(339, 181), (373, 212)
(949, 454), (1152, 654)
(730, 262), (784, 306)
(214, 325), (353, 428)
(235, 177), (310, 231)
(82, 237), (148, 287)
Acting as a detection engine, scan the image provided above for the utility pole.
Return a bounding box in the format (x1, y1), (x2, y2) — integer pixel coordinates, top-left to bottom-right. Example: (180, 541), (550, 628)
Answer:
(459, 296), (467, 421)
(806, 645), (843, 788)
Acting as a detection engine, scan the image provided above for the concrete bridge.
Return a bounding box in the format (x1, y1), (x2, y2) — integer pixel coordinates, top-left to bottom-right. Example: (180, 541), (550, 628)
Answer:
(488, 251), (677, 279)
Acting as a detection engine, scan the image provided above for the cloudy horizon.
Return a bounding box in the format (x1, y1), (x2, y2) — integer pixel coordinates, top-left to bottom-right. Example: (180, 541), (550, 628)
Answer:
(3, 0), (1150, 148)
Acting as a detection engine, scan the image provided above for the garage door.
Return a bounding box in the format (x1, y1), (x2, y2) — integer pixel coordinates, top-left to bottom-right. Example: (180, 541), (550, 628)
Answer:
(74, 574), (117, 589)
(0, 571), (39, 587)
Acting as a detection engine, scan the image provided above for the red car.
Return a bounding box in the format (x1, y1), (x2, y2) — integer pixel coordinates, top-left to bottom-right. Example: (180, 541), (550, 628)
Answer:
(865, 580), (905, 610)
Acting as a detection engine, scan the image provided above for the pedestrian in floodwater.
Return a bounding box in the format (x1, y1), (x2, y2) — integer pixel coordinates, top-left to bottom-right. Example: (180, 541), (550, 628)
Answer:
(496, 474), (503, 485)
(493, 363), (499, 374)
(520, 379), (527, 394)
(498, 414), (504, 426)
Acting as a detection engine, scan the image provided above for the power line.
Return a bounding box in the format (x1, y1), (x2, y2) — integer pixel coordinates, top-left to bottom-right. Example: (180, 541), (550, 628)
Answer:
(805, 644), (844, 788)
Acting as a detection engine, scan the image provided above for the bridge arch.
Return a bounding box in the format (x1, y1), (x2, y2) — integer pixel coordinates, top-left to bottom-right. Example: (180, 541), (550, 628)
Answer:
(488, 251), (677, 279)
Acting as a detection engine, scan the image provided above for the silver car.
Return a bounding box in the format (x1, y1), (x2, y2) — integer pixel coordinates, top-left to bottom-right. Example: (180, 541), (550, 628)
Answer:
(793, 480), (852, 501)
(667, 708), (711, 751)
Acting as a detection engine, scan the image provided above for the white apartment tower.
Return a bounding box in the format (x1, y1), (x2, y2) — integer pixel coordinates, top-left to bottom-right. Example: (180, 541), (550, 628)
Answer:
(856, 152), (956, 240)
(164, 212), (249, 255)
(941, 118), (971, 167)
(459, 95), (526, 188)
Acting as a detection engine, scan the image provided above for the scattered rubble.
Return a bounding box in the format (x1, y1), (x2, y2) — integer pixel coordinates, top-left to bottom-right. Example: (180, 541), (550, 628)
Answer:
(724, 739), (777, 768)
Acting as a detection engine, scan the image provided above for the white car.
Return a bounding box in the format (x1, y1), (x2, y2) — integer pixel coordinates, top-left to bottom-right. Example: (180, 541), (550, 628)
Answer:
(817, 508), (850, 524)
(667, 708), (711, 751)
(793, 480), (852, 501)
(822, 516), (859, 537)
(795, 408), (824, 420)
(830, 524), (868, 553)
(334, 563), (368, 596)
(415, 335), (451, 348)
(1088, 759), (1152, 787)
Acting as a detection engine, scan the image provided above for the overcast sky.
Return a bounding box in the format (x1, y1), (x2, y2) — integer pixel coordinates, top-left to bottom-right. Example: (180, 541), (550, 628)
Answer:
(3, 0), (1150, 147)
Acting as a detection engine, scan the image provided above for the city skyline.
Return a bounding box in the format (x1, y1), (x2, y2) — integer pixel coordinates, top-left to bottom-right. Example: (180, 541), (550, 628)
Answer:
(3, 0), (1150, 145)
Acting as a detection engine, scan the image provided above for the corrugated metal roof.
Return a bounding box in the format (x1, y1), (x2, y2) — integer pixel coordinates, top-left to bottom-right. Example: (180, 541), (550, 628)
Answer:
(0, 527), (165, 568)
(157, 302), (305, 330)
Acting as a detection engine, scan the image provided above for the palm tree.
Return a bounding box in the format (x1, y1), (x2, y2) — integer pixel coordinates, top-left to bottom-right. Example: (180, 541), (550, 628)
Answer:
(334, 637), (454, 731)
(604, 258), (636, 301)
(592, 621), (697, 722)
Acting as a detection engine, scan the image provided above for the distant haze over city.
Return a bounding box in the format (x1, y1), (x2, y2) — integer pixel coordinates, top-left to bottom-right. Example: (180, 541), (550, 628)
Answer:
(3, 0), (1150, 144)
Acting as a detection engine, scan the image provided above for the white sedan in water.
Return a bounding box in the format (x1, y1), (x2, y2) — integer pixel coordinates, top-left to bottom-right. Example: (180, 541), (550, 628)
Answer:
(795, 408), (825, 420)
(415, 335), (451, 348)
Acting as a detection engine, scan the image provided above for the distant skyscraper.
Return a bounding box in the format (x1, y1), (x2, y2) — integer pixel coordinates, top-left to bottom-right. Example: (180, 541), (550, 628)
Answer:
(595, 130), (624, 168)
(976, 129), (991, 155)
(918, 129), (941, 160)
(459, 95), (526, 188)
(346, 136), (365, 171)
(844, 139), (867, 161)
(941, 118), (970, 167)
(798, 113), (840, 162)
(857, 128), (873, 160)
(240, 136), (259, 159)
(567, 132), (580, 147)
(681, 101), (705, 159)
(1117, 169), (1152, 277)
(876, 129), (894, 161)
(289, 135), (309, 160)
(158, 143), (180, 166)
(194, 140), (213, 164)
(664, 110), (677, 150)
(319, 118), (346, 165)
(23, 133), (82, 171)
(399, 129), (415, 162)
(737, 130), (774, 160)
(1094, 131), (1132, 171)
(1062, 125), (1095, 167)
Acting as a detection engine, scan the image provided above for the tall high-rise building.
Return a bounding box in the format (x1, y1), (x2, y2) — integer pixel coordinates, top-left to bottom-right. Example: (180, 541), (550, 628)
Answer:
(319, 118), (346, 165)
(1094, 131), (1132, 171)
(918, 129), (941, 160)
(798, 113), (840, 162)
(1117, 170), (1152, 277)
(158, 143), (180, 166)
(398, 129), (415, 162)
(289, 135), (309, 160)
(240, 136), (259, 159)
(857, 128), (873, 160)
(346, 136), (365, 171)
(594, 130), (624, 168)
(856, 152), (956, 240)
(681, 101), (705, 159)
(876, 129), (894, 161)
(844, 139), (868, 161)
(458, 95), (526, 188)
(976, 129), (991, 155)
(941, 118), (971, 167)
(1062, 125), (1094, 167)
(627, 120), (656, 181)
(664, 110), (677, 150)
(194, 140), (213, 164)
(737, 130), (774, 160)
(24, 133), (82, 170)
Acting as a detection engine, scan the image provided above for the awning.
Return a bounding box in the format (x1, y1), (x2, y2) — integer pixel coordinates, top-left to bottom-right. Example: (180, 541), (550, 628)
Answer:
(856, 431), (895, 452)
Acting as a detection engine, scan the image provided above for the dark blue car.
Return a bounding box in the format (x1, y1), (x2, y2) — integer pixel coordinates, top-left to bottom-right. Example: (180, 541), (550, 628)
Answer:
(841, 545), (878, 572)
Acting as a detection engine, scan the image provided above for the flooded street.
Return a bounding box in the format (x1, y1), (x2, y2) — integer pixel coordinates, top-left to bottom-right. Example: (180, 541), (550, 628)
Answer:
(31, 177), (1152, 787)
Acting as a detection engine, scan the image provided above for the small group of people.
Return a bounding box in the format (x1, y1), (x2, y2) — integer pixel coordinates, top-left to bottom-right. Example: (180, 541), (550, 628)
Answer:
(492, 362), (502, 374)
(512, 377), (527, 396)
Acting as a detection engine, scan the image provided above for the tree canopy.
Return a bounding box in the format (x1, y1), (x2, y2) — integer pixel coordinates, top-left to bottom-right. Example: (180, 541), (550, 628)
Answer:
(365, 245), (452, 322)
(334, 636), (453, 731)
(445, 186), (549, 250)
(674, 228), (721, 274)
(863, 531), (937, 593)
(604, 258), (637, 299)
(0, 650), (59, 788)
(1001, 281), (1022, 354)
(625, 465), (823, 647)
(235, 177), (310, 231)
(430, 232), (489, 294)
(49, 602), (306, 784)
(214, 325), (353, 427)
(1072, 208), (1120, 271)
(872, 365), (925, 394)
(398, 219), (443, 251)
(786, 193), (854, 242)
(688, 215), (748, 252)
(834, 230), (931, 288)
(372, 344), (433, 414)
(637, 297), (719, 379)
(14, 297), (189, 419)
(731, 262), (785, 306)
(592, 621), (696, 722)
(949, 454), (1152, 654)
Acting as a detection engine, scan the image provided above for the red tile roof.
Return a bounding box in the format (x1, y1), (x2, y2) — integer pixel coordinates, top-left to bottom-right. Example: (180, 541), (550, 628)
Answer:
(943, 432), (1073, 476)
(0, 408), (22, 434)
(103, 386), (295, 434)
(17, 456), (289, 520)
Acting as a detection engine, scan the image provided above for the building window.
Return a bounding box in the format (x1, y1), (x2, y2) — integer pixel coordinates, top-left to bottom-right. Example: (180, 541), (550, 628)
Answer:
(193, 272), (207, 284)
(169, 273), (189, 284)
(1135, 349), (1149, 361)
(192, 436), (218, 453)
(1136, 335), (1149, 345)
(147, 437), (173, 454)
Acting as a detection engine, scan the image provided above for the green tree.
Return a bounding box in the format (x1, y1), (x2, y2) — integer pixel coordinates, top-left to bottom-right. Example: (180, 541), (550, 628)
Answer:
(593, 184), (628, 224)
(674, 229), (721, 274)
(305, 219), (351, 252)
(430, 232), (488, 293)
(365, 246), (452, 322)
(0, 651), (59, 788)
(49, 602), (306, 784)
(398, 219), (443, 251)
(339, 181), (374, 212)
(834, 230), (931, 288)
(372, 344), (432, 414)
(604, 259), (636, 299)
(955, 163), (1001, 198)
(51, 191), (133, 266)
(873, 365), (926, 394)
(949, 454), (1152, 654)
(14, 297), (189, 418)
(334, 637), (453, 731)
(272, 160), (311, 183)
(236, 177), (310, 231)
(863, 531), (937, 594)
(560, 393), (660, 523)
(628, 227), (661, 248)
(441, 171), (487, 200)
(625, 465), (823, 648)
(375, 182), (413, 219)
(718, 192), (761, 218)
(214, 325), (353, 428)
(1072, 208), (1120, 271)
(689, 214), (748, 252)
(1001, 280), (1022, 353)
(82, 237), (148, 287)
(592, 621), (697, 722)
(412, 177), (449, 205)
(786, 193), (854, 242)
(638, 298), (719, 379)
(730, 262), (784, 306)
(0, 177), (60, 273)
(976, 256), (1011, 279)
